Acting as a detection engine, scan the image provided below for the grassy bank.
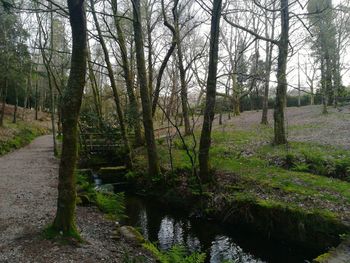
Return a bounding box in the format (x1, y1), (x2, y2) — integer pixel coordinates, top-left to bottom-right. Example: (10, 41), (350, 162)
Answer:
(131, 124), (350, 253)
(0, 119), (49, 156)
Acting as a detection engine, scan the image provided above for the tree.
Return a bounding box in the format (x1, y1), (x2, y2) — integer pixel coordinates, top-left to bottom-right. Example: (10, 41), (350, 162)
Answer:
(308, 0), (337, 114)
(151, 0), (177, 117)
(198, 0), (222, 182)
(273, 0), (289, 145)
(52, 0), (87, 237)
(0, 5), (29, 127)
(224, 0), (290, 145)
(261, 0), (277, 124)
(132, 0), (160, 177)
(173, 0), (191, 135)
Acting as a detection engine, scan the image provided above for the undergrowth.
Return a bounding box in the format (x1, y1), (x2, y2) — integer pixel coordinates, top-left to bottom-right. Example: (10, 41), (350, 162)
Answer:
(143, 243), (206, 263)
(76, 172), (125, 220)
(0, 122), (47, 156)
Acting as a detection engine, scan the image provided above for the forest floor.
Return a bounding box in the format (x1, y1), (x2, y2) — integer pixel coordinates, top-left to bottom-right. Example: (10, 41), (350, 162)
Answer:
(155, 104), (350, 147)
(213, 104), (350, 147)
(0, 135), (152, 263)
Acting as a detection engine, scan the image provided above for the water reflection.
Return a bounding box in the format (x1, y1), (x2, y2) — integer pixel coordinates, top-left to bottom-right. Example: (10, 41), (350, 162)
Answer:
(125, 196), (267, 263)
(210, 236), (265, 263)
(124, 195), (315, 263)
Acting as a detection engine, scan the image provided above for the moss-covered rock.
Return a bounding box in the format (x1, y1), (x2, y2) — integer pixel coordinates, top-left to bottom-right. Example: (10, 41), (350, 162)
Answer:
(313, 237), (350, 263)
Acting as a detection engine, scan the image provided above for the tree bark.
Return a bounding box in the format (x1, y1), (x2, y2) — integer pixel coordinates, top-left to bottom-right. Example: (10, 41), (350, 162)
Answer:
(52, 0), (87, 237)
(261, 1), (276, 124)
(132, 0), (160, 177)
(151, 0), (177, 117)
(0, 79), (7, 127)
(173, 4), (191, 135)
(273, 0), (289, 145)
(199, 0), (222, 182)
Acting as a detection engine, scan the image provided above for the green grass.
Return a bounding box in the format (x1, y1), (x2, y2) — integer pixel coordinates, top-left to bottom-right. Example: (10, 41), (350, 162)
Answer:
(139, 128), (350, 224)
(257, 141), (350, 181)
(0, 120), (48, 156)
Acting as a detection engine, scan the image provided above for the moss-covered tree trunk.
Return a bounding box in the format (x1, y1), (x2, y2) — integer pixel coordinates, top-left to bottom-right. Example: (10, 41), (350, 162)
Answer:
(198, 0), (222, 182)
(90, 0), (132, 169)
(52, 0), (87, 236)
(132, 0), (160, 177)
(273, 0), (289, 145)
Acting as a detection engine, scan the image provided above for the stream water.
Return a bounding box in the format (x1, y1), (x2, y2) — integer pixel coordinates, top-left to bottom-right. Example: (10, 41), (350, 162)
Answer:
(122, 195), (317, 263)
(93, 173), (318, 263)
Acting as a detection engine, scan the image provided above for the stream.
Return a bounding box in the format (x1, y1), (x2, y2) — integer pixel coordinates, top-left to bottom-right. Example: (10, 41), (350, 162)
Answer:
(122, 195), (317, 263)
(93, 173), (318, 263)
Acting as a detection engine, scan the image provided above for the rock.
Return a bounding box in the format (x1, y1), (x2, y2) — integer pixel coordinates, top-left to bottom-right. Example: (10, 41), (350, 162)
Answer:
(314, 238), (350, 263)
(95, 184), (114, 193)
(118, 226), (145, 244)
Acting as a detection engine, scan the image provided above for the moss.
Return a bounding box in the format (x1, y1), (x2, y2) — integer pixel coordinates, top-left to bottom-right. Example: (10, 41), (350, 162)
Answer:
(212, 195), (349, 251)
(313, 252), (332, 263)
(123, 226), (145, 243)
(42, 224), (82, 243)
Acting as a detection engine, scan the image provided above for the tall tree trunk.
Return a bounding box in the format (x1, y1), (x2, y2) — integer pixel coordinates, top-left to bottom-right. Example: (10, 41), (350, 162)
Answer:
(0, 79), (7, 127)
(91, 0), (133, 169)
(35, 76), (39, 120)
(298, 53), (301, 107)
(12, 85), (18, 124)
(52, 0), (87, 236)
(146, 6), (154, 101)
(151, 0), (177, 117)
(48, 73), (58, 155)
(132, 0), (160, 177)
(321, 58), (328, 114)
(325, 50), (332, 113)
(87, 44), (103, 128)
(199, 0), (222, 182)
(36, 6), (58, 155)
(261, 1), (276, 124)
(273, 0), (289, 145)
(332, 52), (341, 108)
(111, 0), (143, 146)
(173, 4), (191, 135)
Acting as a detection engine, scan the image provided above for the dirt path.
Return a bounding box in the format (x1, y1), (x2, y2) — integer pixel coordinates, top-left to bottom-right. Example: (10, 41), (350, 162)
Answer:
(0, 135), (149, 263)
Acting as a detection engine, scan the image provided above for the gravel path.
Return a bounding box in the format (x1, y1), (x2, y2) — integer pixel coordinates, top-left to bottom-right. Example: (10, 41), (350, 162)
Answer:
(0, 135), (150, 263)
